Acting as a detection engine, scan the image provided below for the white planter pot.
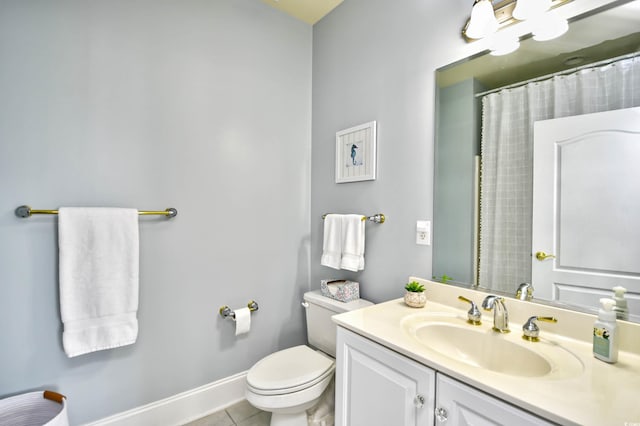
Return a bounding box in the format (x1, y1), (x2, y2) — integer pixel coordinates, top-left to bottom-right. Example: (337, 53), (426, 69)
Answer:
(404, 291), (426, 308)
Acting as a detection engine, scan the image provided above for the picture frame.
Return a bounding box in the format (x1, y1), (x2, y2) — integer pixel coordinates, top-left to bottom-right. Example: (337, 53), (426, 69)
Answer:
(335, 121), (377, 183)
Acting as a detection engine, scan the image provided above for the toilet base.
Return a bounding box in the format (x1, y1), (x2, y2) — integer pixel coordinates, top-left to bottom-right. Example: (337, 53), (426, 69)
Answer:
(270, 411), (308, 426)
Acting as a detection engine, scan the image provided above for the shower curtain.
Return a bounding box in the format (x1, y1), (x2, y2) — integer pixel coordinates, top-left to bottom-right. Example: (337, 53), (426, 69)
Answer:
(479, 55), (640, 293)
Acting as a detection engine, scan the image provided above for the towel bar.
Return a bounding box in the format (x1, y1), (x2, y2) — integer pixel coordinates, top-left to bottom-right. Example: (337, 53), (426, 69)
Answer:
(322, 213), (385, 224)
(15, 205), (178, 218)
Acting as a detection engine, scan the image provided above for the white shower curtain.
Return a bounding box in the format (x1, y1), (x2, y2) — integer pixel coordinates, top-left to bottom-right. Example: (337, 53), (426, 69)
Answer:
(479, 55), (640, 293)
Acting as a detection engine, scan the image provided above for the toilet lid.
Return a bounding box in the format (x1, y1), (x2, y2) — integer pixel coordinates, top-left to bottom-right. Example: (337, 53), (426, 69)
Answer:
(247, 345), (334, 393)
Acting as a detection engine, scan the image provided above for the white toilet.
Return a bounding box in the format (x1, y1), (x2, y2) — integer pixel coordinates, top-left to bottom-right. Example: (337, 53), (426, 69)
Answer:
(246, 290), (373, 426)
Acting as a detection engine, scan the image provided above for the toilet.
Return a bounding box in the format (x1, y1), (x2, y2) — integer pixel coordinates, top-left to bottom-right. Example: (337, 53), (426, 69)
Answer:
(245, 290), (373, 426)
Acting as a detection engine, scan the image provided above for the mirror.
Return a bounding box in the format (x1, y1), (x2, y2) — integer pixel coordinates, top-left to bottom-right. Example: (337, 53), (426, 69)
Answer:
(433, 0), (640, 322)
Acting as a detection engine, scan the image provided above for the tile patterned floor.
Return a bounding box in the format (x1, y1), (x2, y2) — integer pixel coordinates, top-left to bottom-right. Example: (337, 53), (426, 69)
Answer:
(183, 400), (271, 426)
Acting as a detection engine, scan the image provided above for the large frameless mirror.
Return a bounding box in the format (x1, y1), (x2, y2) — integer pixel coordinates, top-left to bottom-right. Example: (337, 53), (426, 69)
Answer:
(433, 0), (640, 322)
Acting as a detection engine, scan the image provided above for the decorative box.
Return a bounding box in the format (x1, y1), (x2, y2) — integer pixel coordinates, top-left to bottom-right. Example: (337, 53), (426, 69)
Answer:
(320, 279), (360, 302)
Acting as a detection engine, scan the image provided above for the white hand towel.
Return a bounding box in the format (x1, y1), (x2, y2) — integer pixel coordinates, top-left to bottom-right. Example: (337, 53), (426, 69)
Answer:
(340, 214), (365, 272)
(321, 214), (342, 270)
(58, 207), (139, 357)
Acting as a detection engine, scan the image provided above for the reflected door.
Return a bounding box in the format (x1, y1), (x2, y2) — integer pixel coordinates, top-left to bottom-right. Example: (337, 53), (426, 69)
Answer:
(532, 107), (640, 315)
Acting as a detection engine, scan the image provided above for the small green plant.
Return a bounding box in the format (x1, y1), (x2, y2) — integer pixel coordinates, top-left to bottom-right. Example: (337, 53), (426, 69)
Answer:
(404, 281), (425, 292)
(432, 274), (453, 284)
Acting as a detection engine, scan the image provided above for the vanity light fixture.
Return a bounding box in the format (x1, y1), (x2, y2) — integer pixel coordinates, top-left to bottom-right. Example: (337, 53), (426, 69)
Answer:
(463, 0), (573, 53)
(531, 12), (569, 41)
(489, 34), (520, 56)
(512, 0), (551, 20)
(465, 0), (499, 40)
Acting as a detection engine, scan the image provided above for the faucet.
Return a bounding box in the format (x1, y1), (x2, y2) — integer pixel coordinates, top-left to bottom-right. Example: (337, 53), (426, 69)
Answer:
(515, 282), (534, 301)
(482, 295), (509, 333)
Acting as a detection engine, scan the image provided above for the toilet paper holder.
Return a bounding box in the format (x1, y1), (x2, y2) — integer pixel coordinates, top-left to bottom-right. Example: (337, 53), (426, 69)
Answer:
(219, 301), (259, 320)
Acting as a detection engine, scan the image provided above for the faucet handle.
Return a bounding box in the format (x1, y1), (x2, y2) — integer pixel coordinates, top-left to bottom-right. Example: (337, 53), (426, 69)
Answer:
(516, 282), (534, 301)
(522, 316), (558, 342)
(458, 296), (482, 325)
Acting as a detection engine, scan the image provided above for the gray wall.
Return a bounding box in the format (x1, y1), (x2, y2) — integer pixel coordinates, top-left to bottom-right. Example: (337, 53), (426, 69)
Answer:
(311, 0), (473, 302)
(0, 1), (311, 424)
(0, 0), (492, 422)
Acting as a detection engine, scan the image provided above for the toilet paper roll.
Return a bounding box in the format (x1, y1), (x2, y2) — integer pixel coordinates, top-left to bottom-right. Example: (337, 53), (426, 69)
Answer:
(234, 307), (251, 336)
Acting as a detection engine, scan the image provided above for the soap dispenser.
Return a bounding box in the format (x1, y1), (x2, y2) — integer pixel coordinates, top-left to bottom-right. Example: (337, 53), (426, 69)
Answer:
(612, 286), (629, 321)
(593, 298), (618, 363)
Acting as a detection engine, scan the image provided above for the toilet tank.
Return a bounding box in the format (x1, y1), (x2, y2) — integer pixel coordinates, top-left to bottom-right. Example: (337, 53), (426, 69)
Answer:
(303, 290), (373, 357)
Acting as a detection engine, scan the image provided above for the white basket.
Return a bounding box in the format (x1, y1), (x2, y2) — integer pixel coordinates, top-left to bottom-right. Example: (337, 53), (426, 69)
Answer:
(0, 391), (69, 426)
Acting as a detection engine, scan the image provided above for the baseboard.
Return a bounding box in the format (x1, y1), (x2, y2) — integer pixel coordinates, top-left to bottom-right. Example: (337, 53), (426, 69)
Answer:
(83, 371), (248, 426)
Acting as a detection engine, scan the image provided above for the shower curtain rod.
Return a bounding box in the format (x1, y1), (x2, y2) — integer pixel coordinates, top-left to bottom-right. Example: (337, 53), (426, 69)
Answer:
(475, 51), (640, 98)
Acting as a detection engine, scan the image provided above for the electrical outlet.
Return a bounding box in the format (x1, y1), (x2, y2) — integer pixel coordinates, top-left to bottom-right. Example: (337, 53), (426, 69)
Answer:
(416, 220), (431, 245)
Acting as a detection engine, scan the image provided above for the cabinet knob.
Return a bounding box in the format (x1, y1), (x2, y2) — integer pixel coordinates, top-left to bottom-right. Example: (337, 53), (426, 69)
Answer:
(414, 394), (425, 408)
(435, 407), (448, 422)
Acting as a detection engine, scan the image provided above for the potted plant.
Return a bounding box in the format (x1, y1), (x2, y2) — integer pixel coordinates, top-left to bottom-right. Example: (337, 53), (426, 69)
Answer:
(404, 281), (426, 308)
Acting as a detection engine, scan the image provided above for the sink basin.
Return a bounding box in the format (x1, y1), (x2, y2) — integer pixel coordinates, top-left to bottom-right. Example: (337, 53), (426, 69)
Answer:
(414, 323), (550, 376)
(402, 314), (584, 379)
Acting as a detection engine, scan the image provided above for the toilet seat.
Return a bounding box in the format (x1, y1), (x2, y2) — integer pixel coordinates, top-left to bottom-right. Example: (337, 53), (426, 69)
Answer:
(246, 371), (333, 413)
(247, 345), (334, 396)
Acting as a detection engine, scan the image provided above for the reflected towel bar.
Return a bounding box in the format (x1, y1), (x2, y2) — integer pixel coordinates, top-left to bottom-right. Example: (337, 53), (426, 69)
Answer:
(322, 213), (385, 224)
(15, 205), (178, 218)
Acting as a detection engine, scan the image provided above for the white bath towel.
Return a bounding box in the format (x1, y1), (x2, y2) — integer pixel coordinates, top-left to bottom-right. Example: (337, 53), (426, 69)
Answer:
(321, 214), (342, 270)
(58, 207), (139, 357)
(340, 214), (365, 272)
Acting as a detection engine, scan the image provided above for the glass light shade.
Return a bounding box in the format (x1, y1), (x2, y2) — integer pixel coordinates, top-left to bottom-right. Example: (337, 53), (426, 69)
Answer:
(489, 36), (520, 56)
(513, 0), (552, 20)
(532, 13), (568, 41)
(465, 0), (499, 39)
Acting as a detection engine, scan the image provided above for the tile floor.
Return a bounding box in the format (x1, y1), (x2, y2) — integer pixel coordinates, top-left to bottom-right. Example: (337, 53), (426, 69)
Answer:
(183, 400), (270, 426)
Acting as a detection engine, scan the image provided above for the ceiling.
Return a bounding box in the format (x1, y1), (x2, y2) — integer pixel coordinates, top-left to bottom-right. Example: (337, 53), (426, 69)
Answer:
(260, 0), (344, 25)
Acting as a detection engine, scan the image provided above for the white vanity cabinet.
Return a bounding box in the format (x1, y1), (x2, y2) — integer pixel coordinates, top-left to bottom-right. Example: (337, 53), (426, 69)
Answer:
(335, 327), (436, 426)
(336, 327), (552, 426)
(435, 374), (553, 426)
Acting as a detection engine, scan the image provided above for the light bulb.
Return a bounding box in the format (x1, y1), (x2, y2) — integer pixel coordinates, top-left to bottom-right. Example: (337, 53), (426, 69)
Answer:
(532, 13), (568, 41)
(513, 0), (552, 20)
(465, 0), (499, 39)
(489, 36), (520, 56)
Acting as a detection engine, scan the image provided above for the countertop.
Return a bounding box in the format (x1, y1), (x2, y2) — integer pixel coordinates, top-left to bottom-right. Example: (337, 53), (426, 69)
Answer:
(332, 278), (640, 426)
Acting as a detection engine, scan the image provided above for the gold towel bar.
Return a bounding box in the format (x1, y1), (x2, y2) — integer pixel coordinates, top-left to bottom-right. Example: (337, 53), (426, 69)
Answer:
(322, 213), (385, 224)
(15, 205), (178, 218)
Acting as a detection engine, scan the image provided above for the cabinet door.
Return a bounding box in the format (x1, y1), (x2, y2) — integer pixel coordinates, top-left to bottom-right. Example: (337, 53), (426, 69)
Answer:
(435, 374), (553, 426)
(336, 327), (435, 426)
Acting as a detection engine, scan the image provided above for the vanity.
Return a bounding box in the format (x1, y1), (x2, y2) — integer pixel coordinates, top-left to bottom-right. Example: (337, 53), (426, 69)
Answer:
(332, 277), (640, 426)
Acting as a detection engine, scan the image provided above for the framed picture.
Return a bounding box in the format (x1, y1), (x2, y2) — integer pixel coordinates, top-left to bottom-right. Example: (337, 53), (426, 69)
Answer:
(335, 121), (377, 183)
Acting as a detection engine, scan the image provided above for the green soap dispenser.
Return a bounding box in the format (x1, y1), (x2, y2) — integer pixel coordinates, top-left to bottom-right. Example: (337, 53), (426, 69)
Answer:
(593, 298), (618, 363)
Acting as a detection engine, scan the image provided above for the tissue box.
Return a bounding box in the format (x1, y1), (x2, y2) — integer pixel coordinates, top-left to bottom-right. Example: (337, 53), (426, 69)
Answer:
(320, 280), (360, 302)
